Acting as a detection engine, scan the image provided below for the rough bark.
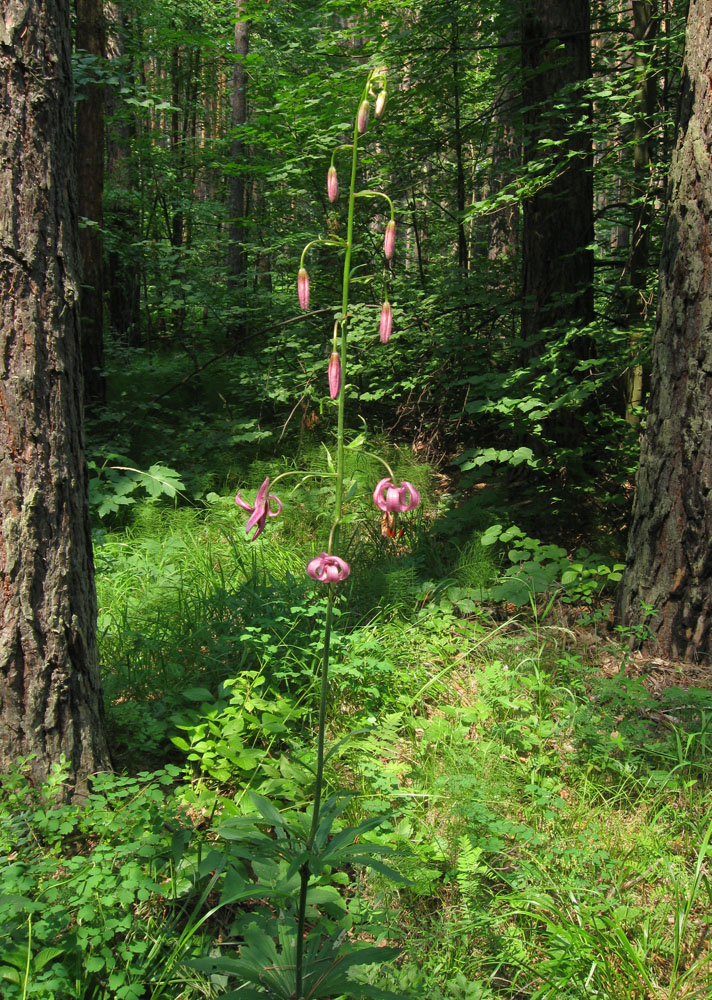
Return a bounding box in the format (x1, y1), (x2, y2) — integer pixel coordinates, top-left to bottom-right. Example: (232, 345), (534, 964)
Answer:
(615, 0), (712, 661)
(0, 0), (110, 791)
(76, 0), (106, 404)
(520, 0), (594, 343)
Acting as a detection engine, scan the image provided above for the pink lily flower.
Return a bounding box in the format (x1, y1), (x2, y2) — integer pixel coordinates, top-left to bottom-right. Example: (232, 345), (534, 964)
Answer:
(235, 477), (283, 540)
(306, 552), (351, 583)
(372, 478), (420, 514)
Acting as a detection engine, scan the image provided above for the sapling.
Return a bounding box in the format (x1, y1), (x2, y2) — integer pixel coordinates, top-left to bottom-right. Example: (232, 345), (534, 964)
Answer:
(219, 67), (418, 1000)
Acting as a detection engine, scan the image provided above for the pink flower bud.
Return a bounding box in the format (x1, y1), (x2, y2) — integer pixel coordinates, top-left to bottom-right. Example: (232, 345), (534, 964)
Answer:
(298, 267), (310, 311)
(328, 352), (341, 399)
(375, 90), (387, 118)
(357, 100), (370, 134)
(379, 301), (392, 344)
(327, 165), (338, 203)
(384, 219), (396, 260)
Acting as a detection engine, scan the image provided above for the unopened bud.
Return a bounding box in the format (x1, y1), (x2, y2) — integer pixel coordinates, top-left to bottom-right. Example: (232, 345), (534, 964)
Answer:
(357, 100), (370, 134)
(328, 352), (341, 399)
(375, 90), (387, 118)
(327, 165), (338, 203)
(384, 219), (396, 260)
(379, 302), (392, 344)
(298, 267), (310, 311)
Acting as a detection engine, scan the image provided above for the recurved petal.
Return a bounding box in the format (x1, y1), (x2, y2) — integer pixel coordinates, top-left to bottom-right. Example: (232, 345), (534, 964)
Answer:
(235, 492), (254, 512)
(401, 481), (421, 511)
(267, 494), (283, 516)
(372, 477), (391, 512)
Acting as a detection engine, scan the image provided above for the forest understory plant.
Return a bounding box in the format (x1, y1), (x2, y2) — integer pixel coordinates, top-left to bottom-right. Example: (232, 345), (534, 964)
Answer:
(194, 68), (418, 1000)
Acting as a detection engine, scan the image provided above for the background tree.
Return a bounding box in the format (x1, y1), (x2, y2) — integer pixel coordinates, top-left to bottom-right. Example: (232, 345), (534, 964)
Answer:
(519, 0), (594, 347)
(226, 0), (249, 345)
(616, 0), (712, 660)
(0, 0), (110, 792)
(75, 0), (106, 404)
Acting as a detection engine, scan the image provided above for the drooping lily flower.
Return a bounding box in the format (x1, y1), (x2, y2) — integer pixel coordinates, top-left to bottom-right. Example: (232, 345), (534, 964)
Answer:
(383, 219), (396, 260)
(375, 90), (387, 118)
(235, 477), (283, 541)
(379, 301), (392, 344)
(372, 478), (420, 514)
(328, 352), (341, 399)
(298, 267), (310, 311)
(327, 165), (339, 203)
(306, 552), (351, 583)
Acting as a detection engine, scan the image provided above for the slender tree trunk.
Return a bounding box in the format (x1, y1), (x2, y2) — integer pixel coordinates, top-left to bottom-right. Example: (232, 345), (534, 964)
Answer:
(105, 1), (141, 346)
(75, 0), (106, 404)
(520, 0), (594, 345)
(615, 0), (712, 661)
(450, 13), (468, 274)
(487, 84), (519, 262)
(0, 0), (110, 793)
(227, 1), (249, 347)
(624, 0), (659, 425)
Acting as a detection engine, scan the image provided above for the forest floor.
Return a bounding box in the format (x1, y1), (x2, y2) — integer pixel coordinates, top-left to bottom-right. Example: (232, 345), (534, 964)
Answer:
(2, 440), (712, 999)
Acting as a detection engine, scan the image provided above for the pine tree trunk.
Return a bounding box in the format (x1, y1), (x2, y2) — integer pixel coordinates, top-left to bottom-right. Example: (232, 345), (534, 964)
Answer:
(0, 0), (110, 793)
(615, 0), (712, 661)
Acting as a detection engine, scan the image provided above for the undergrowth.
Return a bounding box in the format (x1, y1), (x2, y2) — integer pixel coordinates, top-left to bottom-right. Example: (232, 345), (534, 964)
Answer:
(3, 473), (712, 999)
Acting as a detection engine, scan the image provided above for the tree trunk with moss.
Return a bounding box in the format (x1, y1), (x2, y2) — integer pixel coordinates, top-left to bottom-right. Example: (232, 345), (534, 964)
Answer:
(615, 0), (712, 661)
(0, 0), (110, 793)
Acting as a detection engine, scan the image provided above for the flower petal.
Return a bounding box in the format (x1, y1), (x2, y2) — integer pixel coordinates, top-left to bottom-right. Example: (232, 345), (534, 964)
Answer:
(267, 494), (282, 517)
(254, 477), (271, 509)
(245, 508), (265, 536)
(372, 477), (391, 512)
(400, 481), (421, 512)
(235, 492), (254, 512)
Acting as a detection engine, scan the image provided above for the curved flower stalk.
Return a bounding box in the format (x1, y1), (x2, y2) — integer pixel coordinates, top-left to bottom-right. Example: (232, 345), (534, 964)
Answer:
(306, 552), (351, 582)
(373, 478), (421, 514)
(235, 477), (282, 540)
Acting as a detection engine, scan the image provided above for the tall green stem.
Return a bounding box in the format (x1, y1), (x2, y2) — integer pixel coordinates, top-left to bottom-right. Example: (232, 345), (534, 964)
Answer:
(331, 107), (362, 554)
(294, 75), (371, 1000)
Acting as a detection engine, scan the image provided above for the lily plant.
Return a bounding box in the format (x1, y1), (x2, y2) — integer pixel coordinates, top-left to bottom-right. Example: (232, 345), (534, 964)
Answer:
(222, 67), (419, 1000)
